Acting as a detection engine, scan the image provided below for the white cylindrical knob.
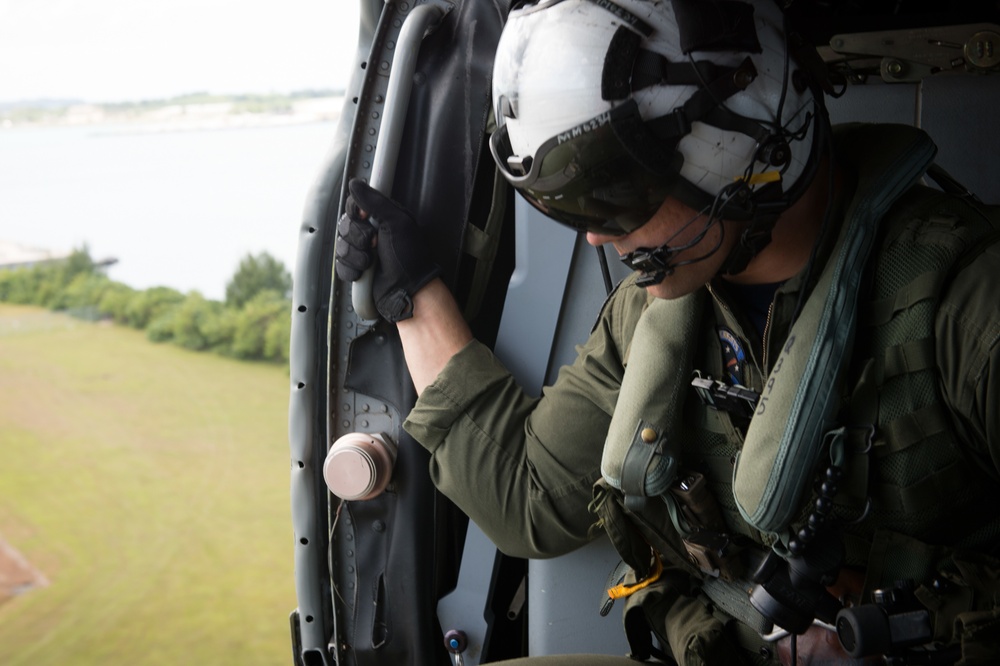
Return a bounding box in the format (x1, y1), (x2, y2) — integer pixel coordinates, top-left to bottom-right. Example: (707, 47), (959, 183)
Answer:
(323, 432), (397, 501)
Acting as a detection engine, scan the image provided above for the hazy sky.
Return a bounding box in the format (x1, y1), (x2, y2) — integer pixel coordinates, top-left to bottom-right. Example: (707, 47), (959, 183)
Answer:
(0, 0), (359, 103)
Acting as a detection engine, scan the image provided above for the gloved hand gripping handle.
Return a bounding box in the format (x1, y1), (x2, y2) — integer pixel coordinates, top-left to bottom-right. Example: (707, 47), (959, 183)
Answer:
(352, 2), (450, 321)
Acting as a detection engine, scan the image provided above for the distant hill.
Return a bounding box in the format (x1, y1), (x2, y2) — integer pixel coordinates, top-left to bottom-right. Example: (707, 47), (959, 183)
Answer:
(0, 90), (345, 130)
(0, 98), (84, 111)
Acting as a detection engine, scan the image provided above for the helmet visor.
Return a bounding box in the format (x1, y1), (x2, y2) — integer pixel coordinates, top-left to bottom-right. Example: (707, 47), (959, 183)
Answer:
(490, 103), (681, 235)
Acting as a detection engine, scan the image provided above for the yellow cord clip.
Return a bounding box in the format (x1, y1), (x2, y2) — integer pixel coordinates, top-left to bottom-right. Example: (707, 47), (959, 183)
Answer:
(606, 554), (664, 602)
(736, 171), (782, 185)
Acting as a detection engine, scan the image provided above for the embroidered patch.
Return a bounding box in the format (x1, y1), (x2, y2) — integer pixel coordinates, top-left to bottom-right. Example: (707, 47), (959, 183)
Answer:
(718, 327), (747, 386)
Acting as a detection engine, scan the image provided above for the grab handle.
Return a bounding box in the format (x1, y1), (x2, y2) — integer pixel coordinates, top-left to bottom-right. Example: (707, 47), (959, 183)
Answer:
(352, 2), (449, 321)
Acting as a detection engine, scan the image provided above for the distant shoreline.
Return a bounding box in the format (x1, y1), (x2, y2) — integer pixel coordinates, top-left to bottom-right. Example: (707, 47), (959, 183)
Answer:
(0, 92), (345, 133)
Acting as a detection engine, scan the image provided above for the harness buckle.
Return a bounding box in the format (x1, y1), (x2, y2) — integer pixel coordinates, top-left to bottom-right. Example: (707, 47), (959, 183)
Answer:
(691, 375), (759, 420)
(682, 531), (744, 581)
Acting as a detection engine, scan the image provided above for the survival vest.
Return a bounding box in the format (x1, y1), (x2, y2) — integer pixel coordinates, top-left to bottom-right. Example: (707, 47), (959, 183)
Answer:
(591, 124), (1000, 662)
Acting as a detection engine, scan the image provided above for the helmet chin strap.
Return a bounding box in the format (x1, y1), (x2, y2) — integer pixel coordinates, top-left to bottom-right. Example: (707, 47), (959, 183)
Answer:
(717, 211), (779, 277)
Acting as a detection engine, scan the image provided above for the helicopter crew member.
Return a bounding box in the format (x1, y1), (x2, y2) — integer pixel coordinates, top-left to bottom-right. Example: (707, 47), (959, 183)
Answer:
(335, 0), (1000, 663)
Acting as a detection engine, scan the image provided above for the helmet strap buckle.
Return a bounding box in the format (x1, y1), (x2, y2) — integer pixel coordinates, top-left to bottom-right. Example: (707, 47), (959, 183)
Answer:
(621, 246), (678, 286)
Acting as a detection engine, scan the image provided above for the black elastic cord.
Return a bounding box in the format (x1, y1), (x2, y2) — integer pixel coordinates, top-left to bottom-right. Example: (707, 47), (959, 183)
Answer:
(597, 245), (614, 295)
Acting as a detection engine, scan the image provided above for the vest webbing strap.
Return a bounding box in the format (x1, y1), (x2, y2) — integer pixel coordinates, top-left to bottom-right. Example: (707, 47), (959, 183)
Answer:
(836, 358), (878, 517)
(881, 337), (936, 381)
(700, 577), (772, 634)
(871, 460), (969, 514)
(876, 403), (951, 456)
(621, 421), (673, 512)
(842, 532), (876, 568)
(864, 270), (944, 325)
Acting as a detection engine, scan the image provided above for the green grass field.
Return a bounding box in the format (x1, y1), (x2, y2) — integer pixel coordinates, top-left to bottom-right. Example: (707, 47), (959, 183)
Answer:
(0, 304), (296, 665)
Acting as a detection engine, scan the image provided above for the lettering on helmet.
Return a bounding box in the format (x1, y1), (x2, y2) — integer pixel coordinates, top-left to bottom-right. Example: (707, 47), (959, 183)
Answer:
(586, 0), (654, 37)
(557, 112), (612, 145)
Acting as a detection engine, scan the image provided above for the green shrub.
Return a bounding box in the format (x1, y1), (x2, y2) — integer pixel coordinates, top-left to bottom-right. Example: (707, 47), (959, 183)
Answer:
(54, 272), (113, 311)
(0, 269), (24, 303)
(0, 246), (293, 366)
(230, 291), (289, 360)
(263, 308), (291, 363)
(169, 292), (226, 351)
(225, 252), (291, 309)
(124, 286), (185, 329)
(201, 307), (239, 353)
(0, 270), (11, 301)
(98, 283), (138, 324)
(146, 309), (177, 343)
(58, 247), (96, 285)
(34, 271), (64, 308)
(0, 265), (49, 305)
(0, 247), (100, 307)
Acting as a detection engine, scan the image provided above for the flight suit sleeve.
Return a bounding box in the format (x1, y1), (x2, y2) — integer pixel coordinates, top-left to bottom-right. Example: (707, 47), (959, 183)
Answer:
(936, 236), (1000, 474)
(404, 280), (647, 559)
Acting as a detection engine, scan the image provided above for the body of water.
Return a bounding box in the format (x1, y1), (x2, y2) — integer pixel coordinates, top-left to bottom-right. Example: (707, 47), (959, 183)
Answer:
(0, 120), (339, 301)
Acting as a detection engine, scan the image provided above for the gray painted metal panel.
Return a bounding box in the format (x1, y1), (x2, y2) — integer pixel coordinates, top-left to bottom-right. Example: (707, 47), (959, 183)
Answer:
(920, 75), (1000, 203)
(825, 74), (1000, 202)
(493, 197), (579, 396)
(495, 201), (632, 657)
(529, 538), (632, 657)
(826, 80), (918, 126)
(436, 522), (495, 666)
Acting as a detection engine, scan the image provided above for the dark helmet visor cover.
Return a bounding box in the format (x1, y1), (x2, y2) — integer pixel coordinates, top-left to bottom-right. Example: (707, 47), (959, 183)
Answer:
(490, 102), (683, 236)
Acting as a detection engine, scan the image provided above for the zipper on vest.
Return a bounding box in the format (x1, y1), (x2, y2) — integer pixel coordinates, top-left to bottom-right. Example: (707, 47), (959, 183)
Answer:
(761, 299), (776, 374)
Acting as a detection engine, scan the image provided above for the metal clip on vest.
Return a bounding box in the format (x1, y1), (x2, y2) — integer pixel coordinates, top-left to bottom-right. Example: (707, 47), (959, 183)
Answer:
(691, 374), (759, 421)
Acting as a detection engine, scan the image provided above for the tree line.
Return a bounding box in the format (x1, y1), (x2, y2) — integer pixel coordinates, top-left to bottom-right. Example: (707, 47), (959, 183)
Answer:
(0, 248), (293, 364)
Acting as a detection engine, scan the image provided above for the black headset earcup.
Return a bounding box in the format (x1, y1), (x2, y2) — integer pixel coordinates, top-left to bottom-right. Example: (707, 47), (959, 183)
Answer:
(757, 136), (792, 168)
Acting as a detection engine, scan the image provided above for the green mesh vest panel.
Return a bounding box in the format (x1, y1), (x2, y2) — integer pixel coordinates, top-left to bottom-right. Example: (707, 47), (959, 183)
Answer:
(840, 187), (1000, 566)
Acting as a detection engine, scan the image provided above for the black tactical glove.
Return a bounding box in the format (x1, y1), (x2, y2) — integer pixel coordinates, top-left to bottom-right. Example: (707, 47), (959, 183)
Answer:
(335, 178), (440, 322)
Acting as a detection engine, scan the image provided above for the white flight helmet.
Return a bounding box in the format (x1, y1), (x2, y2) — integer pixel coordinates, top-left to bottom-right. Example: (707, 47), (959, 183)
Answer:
(490, 0), (826, 249)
